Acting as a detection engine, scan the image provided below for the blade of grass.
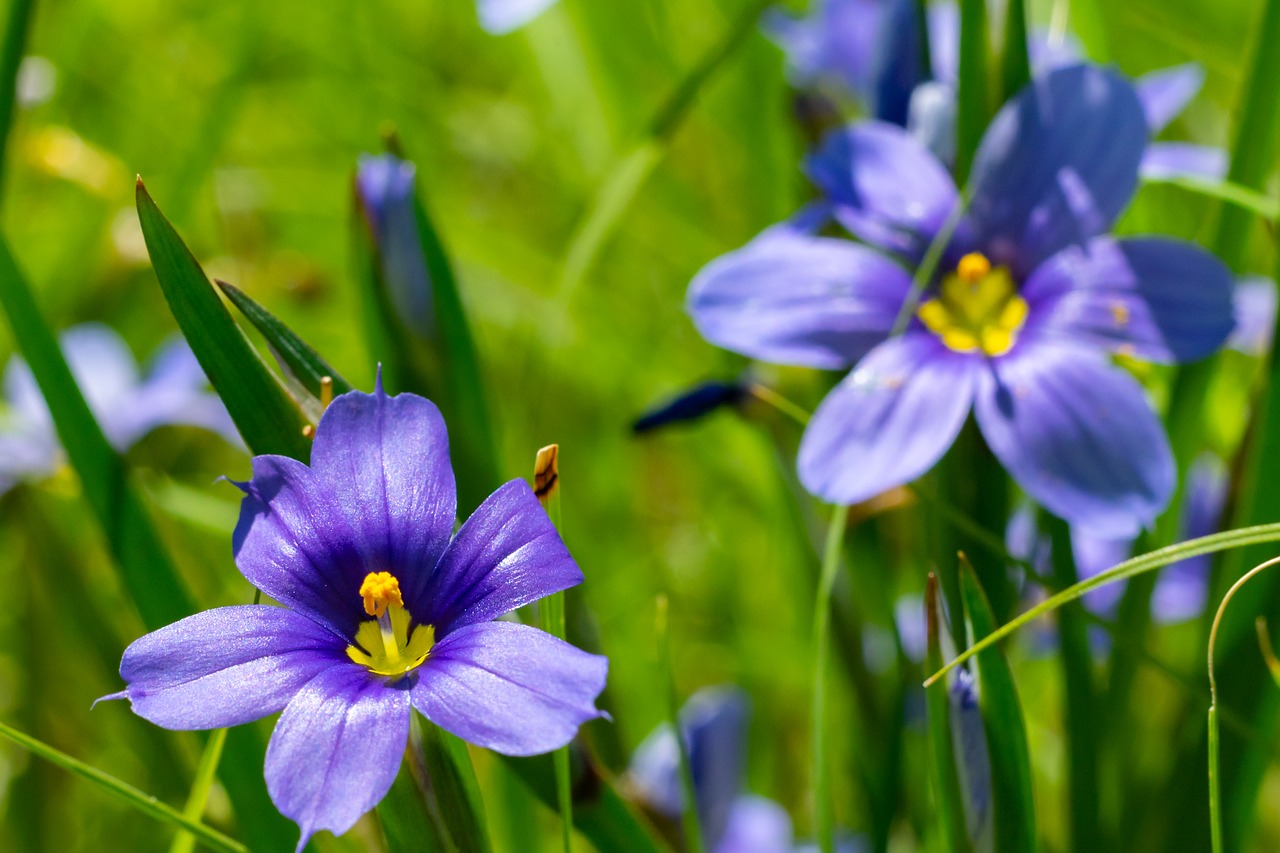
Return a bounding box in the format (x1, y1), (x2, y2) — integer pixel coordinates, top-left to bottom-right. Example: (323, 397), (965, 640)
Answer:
(955, 0), (991, 183)
(999, 0), (1030, 104)
(170, 728), (229, 853)
(420, 725), (493, 853)
(0, 719), (245, 853)
(136, 180), (312, 461)
(657, 596), (705, 853)
(377, 716), (453, 853)
(0, 0), (34, 201)
(216, 281), (354, 400)
(958, 558), (1036, 853)
(812, 504), (849, 853)
(1141, 174), (1279, 223)
(924, 575), (973, 853)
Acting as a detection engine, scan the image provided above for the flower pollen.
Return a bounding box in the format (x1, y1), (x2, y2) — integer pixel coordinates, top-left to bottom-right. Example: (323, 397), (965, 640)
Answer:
(359, 571), (403, 617)
(917, 253), (1029, 356)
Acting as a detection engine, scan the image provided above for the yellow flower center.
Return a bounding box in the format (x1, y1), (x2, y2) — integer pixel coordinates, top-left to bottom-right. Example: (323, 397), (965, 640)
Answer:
(916, 252), (1029, 356)
(347, 572), (434, 677)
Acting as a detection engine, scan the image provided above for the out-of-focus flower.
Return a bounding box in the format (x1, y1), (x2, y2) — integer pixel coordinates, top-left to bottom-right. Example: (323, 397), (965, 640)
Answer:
(477, 0), (558, 34)
(629, 687), (795, 853)
(103, 384), (608, 850)
(949, 668), (993, 850)
(0, 323), (240, 494)
(355, 153), (436, 340)
(689, 65), (1234, 536)
(1228, 276), (1277, 356)
(765, 0), (1222, 179)
(632, 380), (750, 434)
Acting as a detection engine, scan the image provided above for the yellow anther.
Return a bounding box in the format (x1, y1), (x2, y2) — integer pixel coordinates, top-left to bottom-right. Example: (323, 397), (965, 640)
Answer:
(1110, 302), (1130, 327)
(956, 252), (992, 284)
(359, 571), (403, 618)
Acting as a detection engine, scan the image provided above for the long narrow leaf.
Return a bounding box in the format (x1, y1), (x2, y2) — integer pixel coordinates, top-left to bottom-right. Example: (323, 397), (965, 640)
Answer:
(999, 0), (1030, 104)
(0, 0), (34, 201)
(136, 180), (312, 461)
(924, 575), (973, 853)
(955, 0), (990, 183)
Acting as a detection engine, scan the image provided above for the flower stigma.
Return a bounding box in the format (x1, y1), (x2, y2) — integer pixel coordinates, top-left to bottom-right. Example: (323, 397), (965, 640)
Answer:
(916, 252), (1029, 356)
(348, 571), (434, 678)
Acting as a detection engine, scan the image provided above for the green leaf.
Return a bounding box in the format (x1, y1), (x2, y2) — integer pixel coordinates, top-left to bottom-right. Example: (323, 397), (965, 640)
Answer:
(0, 0), (34, 200)
(171, 728), (229, 853)
(1141, 174), (1279, 224)
(955, 0), (991, 183)
(998, 0), (1030, 104)
(216, 280), (354, 401)
(0, 718), (246, 853)
(657, 597), (705, 853)
(136, 180), (312, 461)
(924, 575), (973, 853)
(958, 560), (1036, 853)
(378, 764), (451, 853)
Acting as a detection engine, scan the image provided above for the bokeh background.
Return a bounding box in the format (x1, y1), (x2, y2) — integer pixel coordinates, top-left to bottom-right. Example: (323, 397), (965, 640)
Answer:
(0, 0), (1274, 850)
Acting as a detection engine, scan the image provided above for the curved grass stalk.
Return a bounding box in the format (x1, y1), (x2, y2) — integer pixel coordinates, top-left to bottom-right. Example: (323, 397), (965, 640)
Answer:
(812, 505), (850, 853)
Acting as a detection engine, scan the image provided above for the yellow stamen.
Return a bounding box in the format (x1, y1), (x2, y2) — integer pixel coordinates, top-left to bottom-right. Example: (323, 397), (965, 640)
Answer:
(916, 253), (1029, 357)
(359, 571), (403, 618)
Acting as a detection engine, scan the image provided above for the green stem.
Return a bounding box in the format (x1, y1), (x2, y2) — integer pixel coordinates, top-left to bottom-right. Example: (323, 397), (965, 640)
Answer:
(170, 729), (229, 853)
(657, 596), (706, 853)
(955, 0), (990, 183)
(0, 0), (35, 202)
(812, 505), (850, 853)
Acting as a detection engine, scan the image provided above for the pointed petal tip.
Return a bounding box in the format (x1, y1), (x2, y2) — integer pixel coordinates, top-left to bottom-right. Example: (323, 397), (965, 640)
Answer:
(92, 690), (128, 711)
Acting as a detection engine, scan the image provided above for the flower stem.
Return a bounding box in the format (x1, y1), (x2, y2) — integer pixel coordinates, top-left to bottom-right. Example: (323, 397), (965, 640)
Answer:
(657, 595), (706, 853)
(0, 0), (35, 204)
(812, 504), (849, 853)
(169, 728), (228, 853)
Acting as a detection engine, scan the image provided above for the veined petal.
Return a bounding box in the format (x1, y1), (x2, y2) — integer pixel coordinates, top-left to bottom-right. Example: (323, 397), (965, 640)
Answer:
(266, 666), (410, 852)
(1135, 63), (1205, 133)
(688, 232), (912, 369)
(477, 0), (557, 34)
(412, 621), (607, 756)
(967, 64), (1147, 277)
(806, 122), (959, 260)
(233, 455), (369, 638)
(1139, 142), (1227, 181)
(1021, 237), (1235, 363)
(310, 386), (457, 611)
(420, 479), (582, 634)
(798, 333), (979, 505)
(113, 605), (344, 730)
(974, 341), (1174, 537)
(715, 795), (794, 853)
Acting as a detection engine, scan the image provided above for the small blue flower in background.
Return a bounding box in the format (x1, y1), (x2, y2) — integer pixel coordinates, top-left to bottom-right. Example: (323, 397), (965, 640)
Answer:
(689, 64), (1235, 536)
(102, 384), (608, 850)
(1228, 276), (1277, 357)
(629, 687), (796, 852)
(766, 0), (1223, 179)
(477, 0), (558, 35)
(0, 323), (240, 494)
(949, 668), (993, 850)
(355, 154), (436, 340)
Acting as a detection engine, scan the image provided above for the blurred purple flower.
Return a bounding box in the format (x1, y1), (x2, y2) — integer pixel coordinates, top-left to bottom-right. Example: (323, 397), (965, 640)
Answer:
(1228, 276), (1277, 356)
(355, 154), (436, 340)
(103, 384), (608, 850)
(689, 64), (1234, 536)
(629, 687), (795, 853)
(477, 0), (558, 34)
(949, 668), (993, 849)
(765, 0), (1222, 179)
(0, 323), (239, 494)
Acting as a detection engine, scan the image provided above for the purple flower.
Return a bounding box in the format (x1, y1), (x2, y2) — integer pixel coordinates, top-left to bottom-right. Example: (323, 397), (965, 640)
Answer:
(689, 65), (1234, 536)
(102, 384), (608, 849)
(477, 0), (557, 34)
(355, 154), (435, 340)
(1228, 276), (1277, 356)
(632, 380), (749, 434)
(0, 323), (239, 494)
(949, 668), (993, 849)
(629, 687), (795, 853)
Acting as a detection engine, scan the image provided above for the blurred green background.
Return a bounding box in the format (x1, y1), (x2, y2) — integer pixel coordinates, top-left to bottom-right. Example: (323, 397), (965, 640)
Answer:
(0, 0), (1274, 850)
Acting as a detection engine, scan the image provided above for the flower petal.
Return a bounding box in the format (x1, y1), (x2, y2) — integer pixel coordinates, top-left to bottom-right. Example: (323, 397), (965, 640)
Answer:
(1228, 276), (1276, 356)
(870, 0), (932, 124)
(412, 621), (607, 756)
(688, 232), (912, 369)
(266, 665), (409, 852)
(1139, 142), (1227, 181)
(1134, 63), (1205, 133)
(420, 479), (582, 634)
(113, 605), (344, 730)
(806, 122), (960, 260)
(974, 341), (1174, 537)
(715, 795), (794, 853)
(762, 0), (884, 95)
(310, 387), (457, 612)
(967, 64), (1148, 277)
(1020, 237), (1235, 363)
(355, 154), (435, 338)
(233, 455), (369, 638)
(477, 0), (557, 34)
(798, 333), (979, 505)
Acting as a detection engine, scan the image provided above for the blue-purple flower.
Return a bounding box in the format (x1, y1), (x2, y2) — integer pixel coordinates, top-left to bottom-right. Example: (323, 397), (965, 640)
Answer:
(689, 64), (1234, 536)
(477, 0), (558, 34)
(629, 687), (795, 853)
(355, 154), (436, 340)
(0, 323), (239, 494)
(103, 384), (608, 849)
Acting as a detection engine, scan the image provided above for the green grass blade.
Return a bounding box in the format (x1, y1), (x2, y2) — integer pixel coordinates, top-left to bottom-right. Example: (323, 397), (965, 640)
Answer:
(0, 0), (34, 200)
(0, 719), (246, 853)
(811, 504), (849, 853)
(136, 180), (312, 461)
(958, 559), (1036, 853)
(1044, 515), (1101, 851)
(999, 0), (1030, 104)
(924, 575), (974, 853)
(657, 596), (705, 853)
(927, 522), (1280, 686)
(171, 728), (229, 853)
(955, 0), (991, 183)
(1141, 174), (1279, 223)
(1209, 706), (1223, 853)
(378, 764), (451, 853)
(217, 280), (354, 400)
(420, 725), (493, 853)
